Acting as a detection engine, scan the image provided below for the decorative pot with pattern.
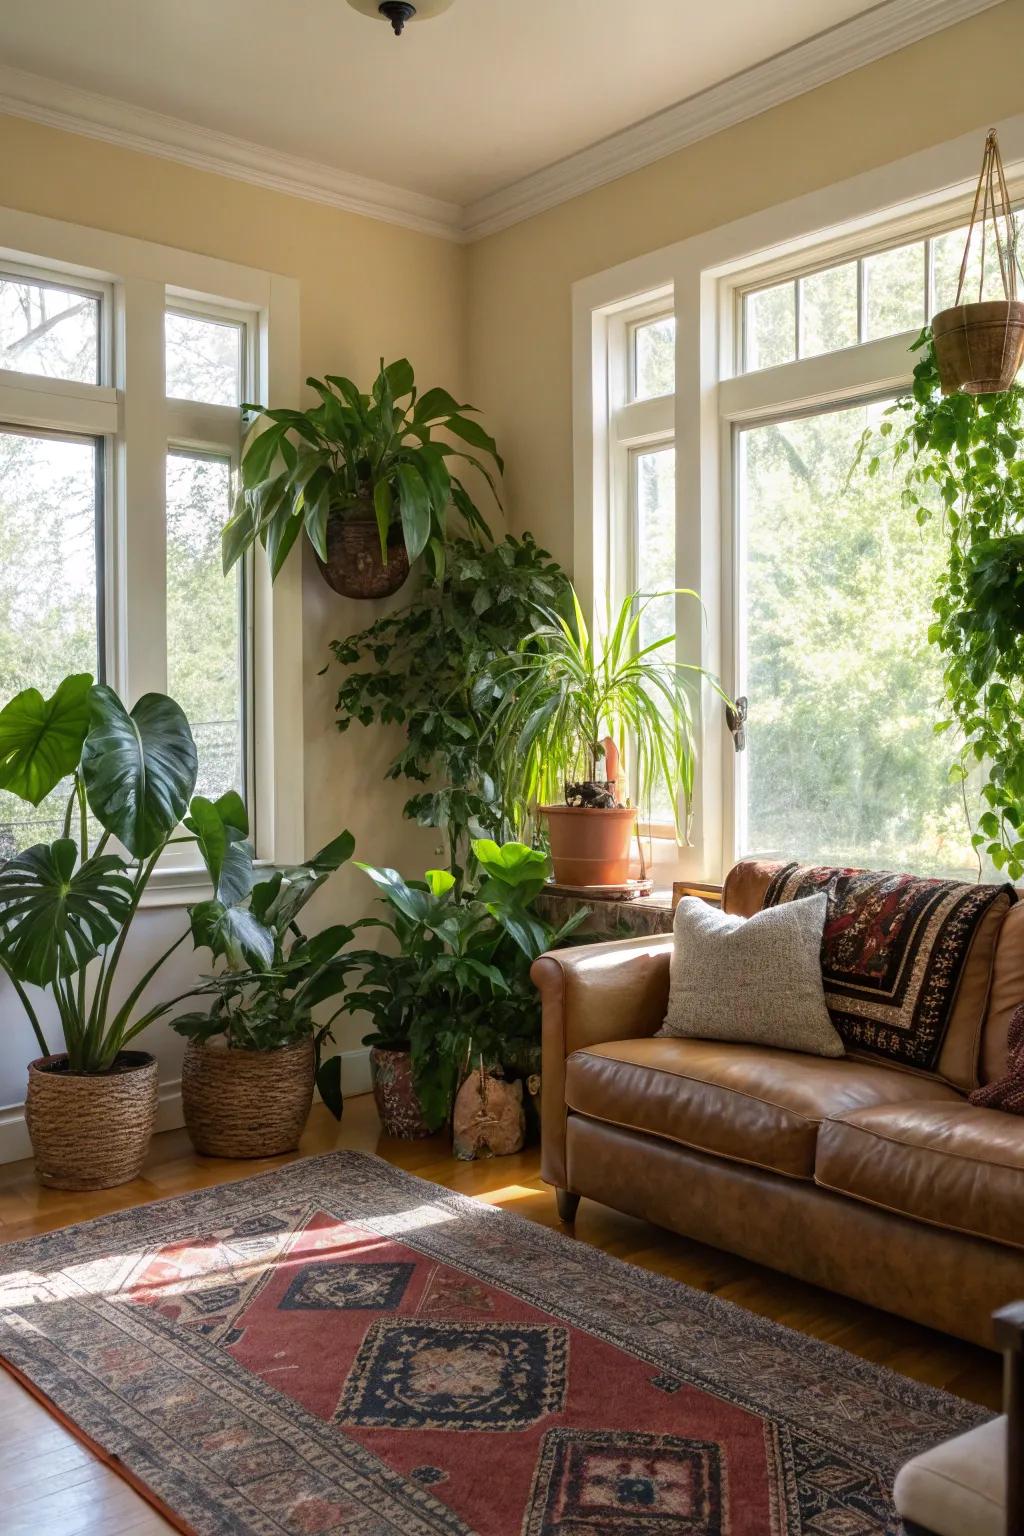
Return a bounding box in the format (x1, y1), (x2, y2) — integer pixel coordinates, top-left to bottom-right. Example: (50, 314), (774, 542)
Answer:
(370, 1046), (432, 1139)
(26, 1051), (158, 1190)
(182, 1038), (315, 1159)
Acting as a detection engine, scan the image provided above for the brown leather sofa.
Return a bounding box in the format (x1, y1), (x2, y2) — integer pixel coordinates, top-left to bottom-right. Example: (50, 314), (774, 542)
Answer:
(532, 858), (1024, 1349)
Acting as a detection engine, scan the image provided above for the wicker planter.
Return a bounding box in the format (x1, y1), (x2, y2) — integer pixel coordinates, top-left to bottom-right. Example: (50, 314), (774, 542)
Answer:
(182, 1038), (315, 1159)
(932, 300), (1024, 395)
(370, 1046), (432, 1139)
(316, 516), (410, 599)
(26, 1051), (158, 1191)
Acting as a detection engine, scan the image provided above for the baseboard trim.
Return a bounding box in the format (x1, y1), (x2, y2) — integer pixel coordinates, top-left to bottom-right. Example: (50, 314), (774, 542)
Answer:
(0, 1047), (373, 1166)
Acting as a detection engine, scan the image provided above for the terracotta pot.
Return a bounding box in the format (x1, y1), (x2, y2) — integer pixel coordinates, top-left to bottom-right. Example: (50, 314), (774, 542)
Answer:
(26, 1051), (158, 1190)
(932, 300), (1024, 395)
(182, 1038), (314, 1159)
(370, 1046), (432, 1139)
(317, 515), (410, 599)
(542, 804), (637, 886)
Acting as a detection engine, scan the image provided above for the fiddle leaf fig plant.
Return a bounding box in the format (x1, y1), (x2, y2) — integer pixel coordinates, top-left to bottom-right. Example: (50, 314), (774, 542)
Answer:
(223, 358), (503, 583)
(0, 674), (260, 1074)
(854, 331), (1024, 877)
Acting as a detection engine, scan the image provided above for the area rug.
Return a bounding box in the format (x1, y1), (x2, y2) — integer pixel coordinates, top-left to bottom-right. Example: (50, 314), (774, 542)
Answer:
(0, 1152), (989, 1535)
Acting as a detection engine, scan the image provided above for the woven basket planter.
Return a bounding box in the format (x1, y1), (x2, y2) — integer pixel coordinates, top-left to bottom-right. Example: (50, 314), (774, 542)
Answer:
(370, 1046), (432, 1139)
(182, 1037), (315, 1159)
(26, 1051), (158, 1191)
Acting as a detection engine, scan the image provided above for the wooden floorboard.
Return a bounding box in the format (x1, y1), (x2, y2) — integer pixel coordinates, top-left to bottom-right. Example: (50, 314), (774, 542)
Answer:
(0, 1092), (1003, 1533)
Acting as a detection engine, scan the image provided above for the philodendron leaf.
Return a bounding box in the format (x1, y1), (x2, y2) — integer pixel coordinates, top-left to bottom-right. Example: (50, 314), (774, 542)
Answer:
(185, 794), (254, 905)
(82, 687), (198, 858)
(190, 899), (274, 970)
(0, 839), (133, 986)
(316, 1053), (344, 1120)
(0, 673), (93, 806)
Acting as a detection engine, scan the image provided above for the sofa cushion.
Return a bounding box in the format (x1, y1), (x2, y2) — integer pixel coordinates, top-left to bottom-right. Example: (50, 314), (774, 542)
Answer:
(816, 1101), (1024, 1250)
(564, 1037), (961, 1180)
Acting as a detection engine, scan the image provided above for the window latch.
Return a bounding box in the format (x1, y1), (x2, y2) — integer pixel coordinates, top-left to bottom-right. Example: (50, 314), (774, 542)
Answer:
(726, 695), (748, 753)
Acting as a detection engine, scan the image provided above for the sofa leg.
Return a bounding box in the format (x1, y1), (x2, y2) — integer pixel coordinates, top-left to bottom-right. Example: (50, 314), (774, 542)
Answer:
(556, 1189), (581, 1223)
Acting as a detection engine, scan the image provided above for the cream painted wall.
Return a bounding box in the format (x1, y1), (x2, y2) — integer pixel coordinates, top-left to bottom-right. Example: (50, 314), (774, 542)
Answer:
(465, 0), (1024, 572)
(0, 114), (467, 1133)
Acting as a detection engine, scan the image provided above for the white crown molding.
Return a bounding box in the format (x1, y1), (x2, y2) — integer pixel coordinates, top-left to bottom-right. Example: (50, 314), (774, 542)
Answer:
(460, 0), (1004, 240)
(0, 0), (1004, 246)
(0, 64), (464, 242)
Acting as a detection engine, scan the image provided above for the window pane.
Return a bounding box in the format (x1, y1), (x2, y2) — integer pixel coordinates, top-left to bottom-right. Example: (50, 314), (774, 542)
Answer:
(864, 241), (925, 340)
(633, 317), (675, 400)
(799, 262), (858, 358)
(165, 312), (242, 406)
(0, 275), (99, 384)
(931, 221), (1015, 313)
(738, 401), (975, 879)
(634, 446), (676, 822)
(0, 429), (100, 856)
(744, 283), (796, 372)
(166, 452), (244, 805)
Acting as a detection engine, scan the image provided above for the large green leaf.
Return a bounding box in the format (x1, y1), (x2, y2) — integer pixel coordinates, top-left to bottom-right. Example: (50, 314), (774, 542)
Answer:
(0, 674), (93, 806)
(82, 688), (198, 858)
(190, 899), (274, 969)
(185, 794), (254, 905)
(395, 462), (432, 560)
(0, 840), (134, 986)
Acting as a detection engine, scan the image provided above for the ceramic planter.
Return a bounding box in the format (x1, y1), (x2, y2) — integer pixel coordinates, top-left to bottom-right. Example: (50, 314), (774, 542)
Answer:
(542, 803), (637, 886)
(181, 1037), (315, 1159)
(370, 1046), (432, 1139)
(26, 1051), (158, 1190)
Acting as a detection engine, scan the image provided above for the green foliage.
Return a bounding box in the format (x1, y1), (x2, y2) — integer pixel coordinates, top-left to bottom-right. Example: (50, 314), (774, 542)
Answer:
(857, 332), (1024, 877)
(493, 587), (724, 838)
(82, 687), (199, 859)
(331, 533), (569, 879)
(223, 358), (503, 583)
(346, 838), (586, 1131)
(173, 829), (357, 1119)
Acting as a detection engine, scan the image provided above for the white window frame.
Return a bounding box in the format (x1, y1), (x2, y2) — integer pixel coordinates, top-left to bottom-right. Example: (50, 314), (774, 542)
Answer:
(574, 112), (1024, 887)
(0, 205), (303, 903)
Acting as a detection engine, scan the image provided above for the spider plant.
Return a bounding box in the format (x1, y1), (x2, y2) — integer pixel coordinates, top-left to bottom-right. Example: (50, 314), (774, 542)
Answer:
(493, 588), (724, 839)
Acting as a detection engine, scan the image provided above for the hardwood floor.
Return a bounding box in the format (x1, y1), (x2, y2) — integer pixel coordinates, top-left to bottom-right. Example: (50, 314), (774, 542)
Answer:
(0, 1093), (1003, 1534)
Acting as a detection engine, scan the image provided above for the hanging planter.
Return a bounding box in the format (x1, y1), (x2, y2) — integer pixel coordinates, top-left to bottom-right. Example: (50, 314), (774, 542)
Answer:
(317, 515), (411, 599)
(932, 129), (1024, 396)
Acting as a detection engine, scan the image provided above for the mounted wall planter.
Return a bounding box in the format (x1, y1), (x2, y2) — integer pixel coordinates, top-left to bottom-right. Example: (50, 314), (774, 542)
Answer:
(932, 130), (1024, 396)
(542, 804), (637, 887)
(181, 1038), (315, 1159)
(26, 1051), (158, 1190)
(317, 517), (410, 599)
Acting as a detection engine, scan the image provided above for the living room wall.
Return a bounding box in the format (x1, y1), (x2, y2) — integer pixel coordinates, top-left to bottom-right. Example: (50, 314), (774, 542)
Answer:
(464, 0), (1024, 572)
(0, 116), (466, 1149)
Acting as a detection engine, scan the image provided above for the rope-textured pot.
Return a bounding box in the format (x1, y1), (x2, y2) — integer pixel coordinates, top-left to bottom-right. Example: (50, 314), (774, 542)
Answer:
(317, 517), (410, 599)
(370, 1046), (432, 1138)
(26, 1051), (158, 1191)
(182, 1038), (315, 1158)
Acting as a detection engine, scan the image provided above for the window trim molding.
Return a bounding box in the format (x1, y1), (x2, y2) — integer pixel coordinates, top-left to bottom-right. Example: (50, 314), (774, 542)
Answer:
(573, 110), (1024, 885)
(0, 204), (304, 902)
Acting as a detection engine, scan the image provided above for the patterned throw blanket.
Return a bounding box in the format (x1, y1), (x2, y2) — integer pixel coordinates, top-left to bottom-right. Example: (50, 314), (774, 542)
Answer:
(762, 863), (1015, 1072)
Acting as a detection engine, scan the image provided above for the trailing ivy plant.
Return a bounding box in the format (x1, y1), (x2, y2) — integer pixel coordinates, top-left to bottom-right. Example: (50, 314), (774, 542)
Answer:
(330, 533), (569, 882)
(856, 331), (1024, 877)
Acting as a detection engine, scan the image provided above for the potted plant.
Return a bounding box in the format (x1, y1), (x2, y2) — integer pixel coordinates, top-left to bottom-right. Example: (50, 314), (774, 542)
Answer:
(170, 829), (355, 1158)
(0, 674), (258, 1189)
(494, 588), (721, 887)
(932, 130), (1024, 396)
(223, 358), (503, 598)
(345, 839), (585, 1139)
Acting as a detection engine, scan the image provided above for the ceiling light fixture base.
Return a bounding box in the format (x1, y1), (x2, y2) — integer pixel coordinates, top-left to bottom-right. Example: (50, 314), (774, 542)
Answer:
(346, 0), (455, 34)
(378, 2), (416, 35)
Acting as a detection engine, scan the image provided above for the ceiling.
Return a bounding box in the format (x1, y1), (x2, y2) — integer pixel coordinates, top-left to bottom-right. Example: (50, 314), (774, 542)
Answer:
(0, 0), (896, 207)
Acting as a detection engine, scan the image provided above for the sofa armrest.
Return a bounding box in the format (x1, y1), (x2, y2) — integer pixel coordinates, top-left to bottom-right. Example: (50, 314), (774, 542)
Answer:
(532, 934), (673, 1190)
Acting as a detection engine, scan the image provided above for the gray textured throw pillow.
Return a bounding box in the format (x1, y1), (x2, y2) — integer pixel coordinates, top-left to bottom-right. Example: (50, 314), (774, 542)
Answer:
(660, 893), (845, 1057)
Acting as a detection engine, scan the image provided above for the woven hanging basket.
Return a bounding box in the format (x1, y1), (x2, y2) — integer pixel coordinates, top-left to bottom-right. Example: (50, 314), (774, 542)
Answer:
(932, 129), (1024, 395)
(182, 1037), (315, 1159)
(316, 516), (410, 599)
(25, 1051), (158, 1190)
(370, 1046), (433, 1139)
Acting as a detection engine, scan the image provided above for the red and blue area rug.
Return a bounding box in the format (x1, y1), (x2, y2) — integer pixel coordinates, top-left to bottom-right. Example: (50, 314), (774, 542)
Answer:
(0, 1151), (987, 1534)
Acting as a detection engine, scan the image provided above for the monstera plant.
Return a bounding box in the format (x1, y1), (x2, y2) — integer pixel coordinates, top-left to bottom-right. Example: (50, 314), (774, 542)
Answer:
(0, 673), (265, 1189)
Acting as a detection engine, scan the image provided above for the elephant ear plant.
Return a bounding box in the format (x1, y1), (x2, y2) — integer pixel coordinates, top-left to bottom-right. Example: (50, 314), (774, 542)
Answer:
(222, 358), (503, 591)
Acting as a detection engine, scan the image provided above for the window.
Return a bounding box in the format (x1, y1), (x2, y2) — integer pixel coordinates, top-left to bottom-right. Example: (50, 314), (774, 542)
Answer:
(0, 208), (303, 889)
(632, 316), (675, 400)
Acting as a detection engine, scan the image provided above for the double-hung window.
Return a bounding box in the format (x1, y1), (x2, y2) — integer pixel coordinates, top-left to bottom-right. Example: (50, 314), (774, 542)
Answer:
(0, 209), (302, 885)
